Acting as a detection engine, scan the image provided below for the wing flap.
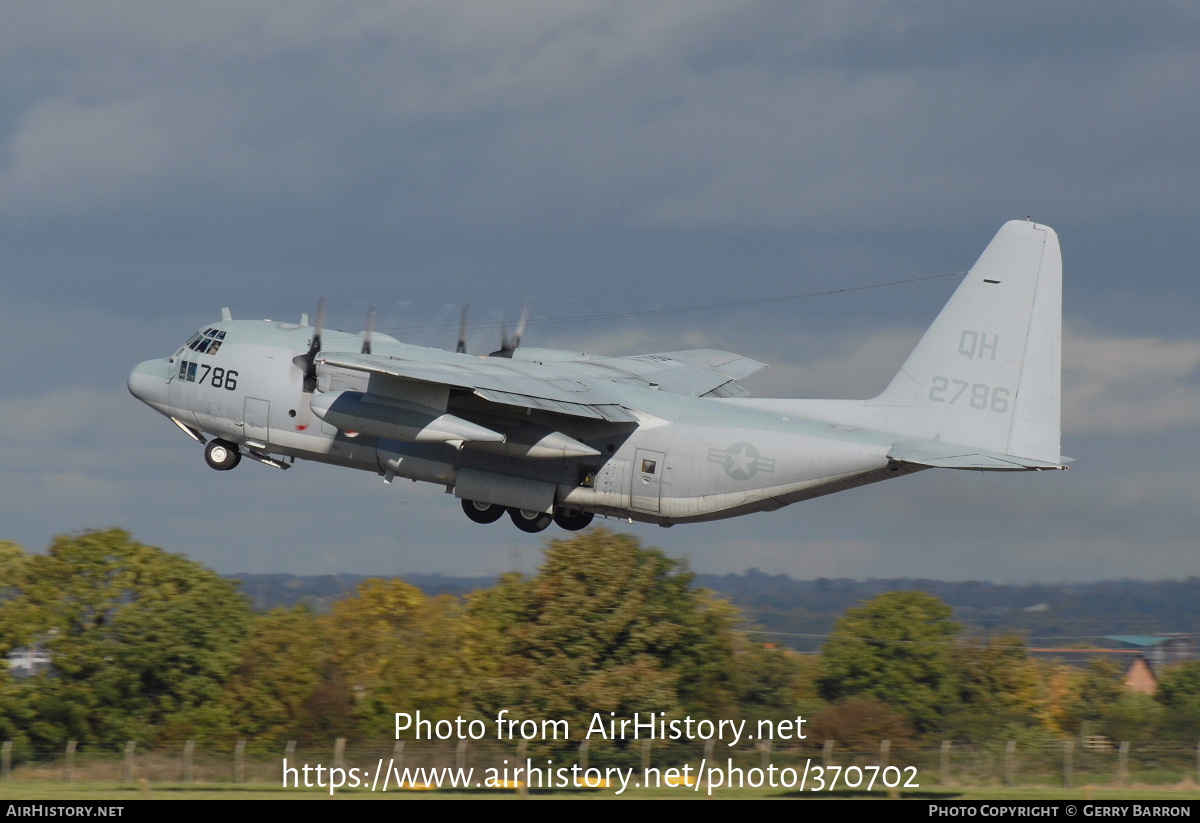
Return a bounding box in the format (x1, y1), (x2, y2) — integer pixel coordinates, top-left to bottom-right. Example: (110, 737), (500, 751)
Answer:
(702, 381), (753, 399)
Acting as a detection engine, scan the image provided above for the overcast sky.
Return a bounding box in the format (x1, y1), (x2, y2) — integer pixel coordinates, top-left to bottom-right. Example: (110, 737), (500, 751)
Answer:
(2, 1), (1198, 583)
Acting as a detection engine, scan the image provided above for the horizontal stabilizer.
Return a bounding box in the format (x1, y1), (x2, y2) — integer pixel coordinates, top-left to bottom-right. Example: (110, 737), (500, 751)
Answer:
(888, 441), (1069, 472)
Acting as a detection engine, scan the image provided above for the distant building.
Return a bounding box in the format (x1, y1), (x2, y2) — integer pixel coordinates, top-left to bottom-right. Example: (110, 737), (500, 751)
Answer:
(1123, 656), (1158, 695)
(6, 647), (51, 678)
(1106, 634), (1197, 671)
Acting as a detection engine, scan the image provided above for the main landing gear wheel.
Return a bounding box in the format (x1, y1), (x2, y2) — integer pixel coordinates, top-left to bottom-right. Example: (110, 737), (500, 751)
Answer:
(553, 509), (595, 531)
(204, 439), (241, 471)
(462, 499), (505, 524)
(508, 507), (553, 533)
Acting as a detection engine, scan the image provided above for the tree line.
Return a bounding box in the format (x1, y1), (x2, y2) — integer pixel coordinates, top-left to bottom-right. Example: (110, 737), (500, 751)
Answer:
(2, 529), (1200, 759)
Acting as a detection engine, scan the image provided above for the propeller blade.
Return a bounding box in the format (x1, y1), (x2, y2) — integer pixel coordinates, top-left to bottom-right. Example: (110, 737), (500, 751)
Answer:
(512, 303), (529, 350)
(312, 297), (326, 350)
(455, 304), (470, 354)
(361, 306), (376, 355)
(489, 303), (529, 358)
(292, 298), (327, 429)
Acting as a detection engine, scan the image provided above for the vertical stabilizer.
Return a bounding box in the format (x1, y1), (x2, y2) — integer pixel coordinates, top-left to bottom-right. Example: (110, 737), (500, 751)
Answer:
(869, 220), (1062, 463)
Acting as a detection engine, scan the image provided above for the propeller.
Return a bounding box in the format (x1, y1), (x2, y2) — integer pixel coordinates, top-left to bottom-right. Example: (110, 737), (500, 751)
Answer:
(361, 306), (376, 355)
(489, 303), (529, 358)
(290, 298), (326, 430)
(455, 304), (470, 354)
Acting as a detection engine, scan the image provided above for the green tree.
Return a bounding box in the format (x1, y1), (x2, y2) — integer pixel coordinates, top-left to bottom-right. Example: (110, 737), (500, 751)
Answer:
(732, 642), (824, 722)
(818, 591), (960, 733)
(1047, 658), (1124, 737)
(1102, 692), (1162, 745)
(1154, 660), (1200, 741)
(808, 696), (916, 750)
(324, 578), (468, 739)
(945, 636), (1048, 741)
(466, 529), (740, 745)
(220, 606), (332, 747)
(0, 530), (252, 747)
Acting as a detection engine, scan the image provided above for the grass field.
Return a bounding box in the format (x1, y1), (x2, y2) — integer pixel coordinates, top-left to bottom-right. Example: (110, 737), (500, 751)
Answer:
(5, 780), (1200, 800)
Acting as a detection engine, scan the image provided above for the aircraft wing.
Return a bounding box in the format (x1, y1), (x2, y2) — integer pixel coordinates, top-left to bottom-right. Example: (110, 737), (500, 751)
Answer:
(317, 352), (638, 422)
(317, 347), (766, 423)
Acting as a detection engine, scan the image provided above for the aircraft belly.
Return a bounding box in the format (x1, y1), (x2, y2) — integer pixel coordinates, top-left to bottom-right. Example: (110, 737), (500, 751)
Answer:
(168, 406), (202, 429)
(658, 466), (889, 523)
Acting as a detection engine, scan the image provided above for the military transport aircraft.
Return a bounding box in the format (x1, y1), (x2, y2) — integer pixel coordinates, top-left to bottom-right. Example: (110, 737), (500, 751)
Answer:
(129, 220), (1067, 533)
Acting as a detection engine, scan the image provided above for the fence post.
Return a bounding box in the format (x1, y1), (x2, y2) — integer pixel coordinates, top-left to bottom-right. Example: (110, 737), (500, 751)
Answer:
(939, 741), (951, 785)
(641, 739), (652, 780)
(1063, 739), (1074, 789)
(761, 738), (772, 769)
(234, 740), (246, 784)
(880, 739), (890, 768)
(579, 739), (589, 772)
(391, 740), (403, 777)
(2, 741), (11, 781)
(334, 737), (345, 770)
(823, 739), (834, 767)
(183, 740), (194, 783)
(122, 741), (135, 784)
(517, 739), (528, 798)
(63, 741), (76, 783)
(1118, 741), (1129, 787)
(1004, 740), (1016, 787)
(456, 739), (467, 771)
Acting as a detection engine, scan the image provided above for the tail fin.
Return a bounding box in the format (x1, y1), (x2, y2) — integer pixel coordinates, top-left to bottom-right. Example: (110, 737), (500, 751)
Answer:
(869, 219), (1063, 464)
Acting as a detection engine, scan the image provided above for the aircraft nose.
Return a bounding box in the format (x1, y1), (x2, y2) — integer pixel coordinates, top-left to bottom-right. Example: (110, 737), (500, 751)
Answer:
(128, 358), (169, 409)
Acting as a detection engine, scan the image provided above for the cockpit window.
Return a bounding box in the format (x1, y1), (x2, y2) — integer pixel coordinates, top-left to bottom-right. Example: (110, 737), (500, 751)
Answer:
(185, 328), (226, 355)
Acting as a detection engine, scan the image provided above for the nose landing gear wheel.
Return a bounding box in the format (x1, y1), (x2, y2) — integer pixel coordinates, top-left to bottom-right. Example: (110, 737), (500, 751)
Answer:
(553, 509), (595, 531)
(508, 507), (552, 533)
(462, 499), (505, 524)
(204, 439), (242, 471)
